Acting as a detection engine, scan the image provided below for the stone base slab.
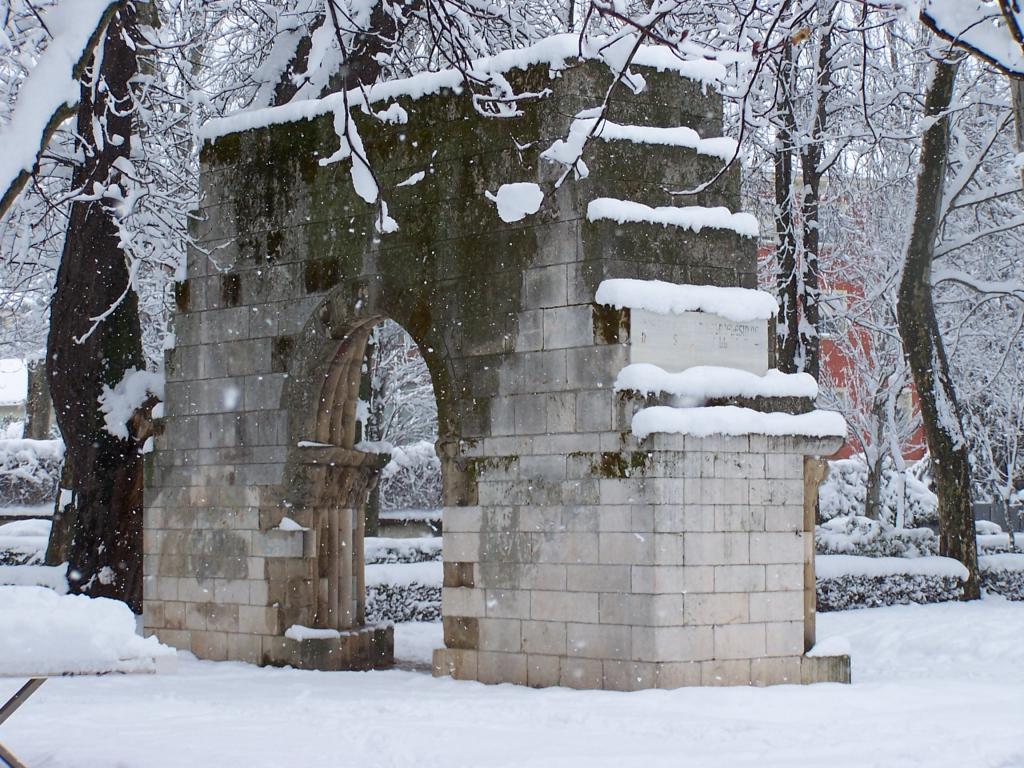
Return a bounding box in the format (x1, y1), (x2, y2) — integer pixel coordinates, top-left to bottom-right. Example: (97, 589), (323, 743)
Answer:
(263, 625), (394, 671)
(432, 648), (850, 690)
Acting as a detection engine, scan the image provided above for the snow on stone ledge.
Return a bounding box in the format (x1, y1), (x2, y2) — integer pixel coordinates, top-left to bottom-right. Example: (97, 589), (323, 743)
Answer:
(587, 199), (759, 238)
(816, 555), (969, 581)
(615, 363), (817, 400)
(201, 33), (727, 142)
(596, 279), (778, 323)
(366, 561), (442, 588)
(285, 625), (341, 641)
(632, 405), (845, 440)
(0, 586), (175, 676)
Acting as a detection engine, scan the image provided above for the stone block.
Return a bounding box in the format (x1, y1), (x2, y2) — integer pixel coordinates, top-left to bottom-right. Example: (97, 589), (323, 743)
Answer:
(801, 654), (851, 684)
(714, 504), (766, 532)
(534, 532), (599, 564)
(713, 623), (766, 660)
(701, 659), (752, 686)
(599, 531), (654, 564)
(443, 616), (479, 650)
(238, 605), (280, 635)
(749, 590), (804, 623)
(542, 305), (592, 349)
(227, 632), (262, 664)
(477, 651), (528, 685)
(527, 654), (561, 688)
(637, 625), (715, 663)
(478, 618), (523, 653)
(714, 565), (766, 593)
(631, 565), (714, 594)
(749, 532), (805, 564)
(684, 593), (748, 625)
(531, 590), (598, 623)
(485, 589), (531, 619)
(442, 587), (485, 617)
(575, 390), (612, 431)
(684, 532), (749, 566)
(559, 657), (604, 690)
(433, 649), (478, 680)
(191, 630), (228, 661)
(566, 564), (630, 592)
(443, 533), (481, 562)
(443, 506), (483, 533)
(521, 620), (567, 656)
(603, 660), (657, 691)
(765, 621), (804, 657)
(655, 661), (702, 689)
(567, 623), (632, 660)
(751, 656), (801, 686)
(765, 563), (804, 592)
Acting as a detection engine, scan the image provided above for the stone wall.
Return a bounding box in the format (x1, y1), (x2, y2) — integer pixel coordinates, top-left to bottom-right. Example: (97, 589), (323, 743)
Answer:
(144, 55), (846, 686)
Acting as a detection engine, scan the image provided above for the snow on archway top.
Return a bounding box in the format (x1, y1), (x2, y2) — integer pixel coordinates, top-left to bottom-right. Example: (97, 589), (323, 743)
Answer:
(595, 279), (779, 323)
(199, 33), (734, 142)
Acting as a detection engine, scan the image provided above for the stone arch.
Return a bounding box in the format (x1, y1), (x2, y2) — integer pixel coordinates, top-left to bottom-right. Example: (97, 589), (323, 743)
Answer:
(144, 52), (847, 687)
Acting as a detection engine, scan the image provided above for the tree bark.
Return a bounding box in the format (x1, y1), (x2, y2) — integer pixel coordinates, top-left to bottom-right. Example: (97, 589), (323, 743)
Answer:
(896, 58), (980, 599)
(23, 359), (51, 439)
(774, 45), (800, 373)
(45, 2), (147, 612)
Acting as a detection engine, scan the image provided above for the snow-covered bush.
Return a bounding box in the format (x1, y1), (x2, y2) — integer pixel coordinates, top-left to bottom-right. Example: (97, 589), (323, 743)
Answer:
(366, 584), (441, 623)
(815, 515), (938, 557)
(979, 554), (1024, 601)
(819, 455), (937, 526)
(378, 440), (441, 512)
(816, 573), (964, 611)
(0, 438), (63, 508)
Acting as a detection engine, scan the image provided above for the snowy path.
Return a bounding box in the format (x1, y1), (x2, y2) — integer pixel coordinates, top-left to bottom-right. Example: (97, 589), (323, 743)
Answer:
(2, 599), (1022, 768)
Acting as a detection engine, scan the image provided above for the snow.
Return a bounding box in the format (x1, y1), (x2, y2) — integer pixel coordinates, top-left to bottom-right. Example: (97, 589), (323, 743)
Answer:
(98, 368), (165, 440)
(378, 508), (442, 523)
(0, 563), (67, 592)
(594, 121), (737, 161)
(364, 536), (441, 563)
(200, 34), (727, 142)
(0, 518), (50, 561)
(921, 0), (1024, 76)
(0, 437), (64, 462)
(816, 554), (969, 580)
(979, 553), (1024, 573)
(397, 170), (426, 187)
(0, 586), (173, 675)
(276, 517), (306, 532)
(588, 198), (760, 238)
(0, 0), (116, 206)
(632, 405), (846, 440)
(284, 625), (341, 641)
(485, 182), (544, 223)
(805, 636), (851, 658)
(365, 561), (441, 588)
(0, 358), (27, 405)
(1, 600), (1022, 767)
(615, 363), (817, 400)
(596, 279), (778, 322)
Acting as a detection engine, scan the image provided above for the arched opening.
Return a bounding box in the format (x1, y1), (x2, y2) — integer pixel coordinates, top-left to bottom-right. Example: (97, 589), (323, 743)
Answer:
(299, 317), (440, 635)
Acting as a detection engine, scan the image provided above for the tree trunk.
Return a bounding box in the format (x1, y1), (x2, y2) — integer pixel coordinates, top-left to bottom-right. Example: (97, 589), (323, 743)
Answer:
(797, 5), (835, 381)
(896, 58), (980, 599)
(23, 358), (51, 439)
(45, 2), (146, 612)
(774, 45), (799, 373)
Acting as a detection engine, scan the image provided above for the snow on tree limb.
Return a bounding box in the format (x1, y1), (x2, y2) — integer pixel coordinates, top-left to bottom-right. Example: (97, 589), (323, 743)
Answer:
(0, 0), (119, 221)
(921, 0), (1024, 76)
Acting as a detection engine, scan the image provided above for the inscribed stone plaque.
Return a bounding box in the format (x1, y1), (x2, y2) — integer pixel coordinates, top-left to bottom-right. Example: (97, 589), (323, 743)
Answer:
(630, 309), (768, 375)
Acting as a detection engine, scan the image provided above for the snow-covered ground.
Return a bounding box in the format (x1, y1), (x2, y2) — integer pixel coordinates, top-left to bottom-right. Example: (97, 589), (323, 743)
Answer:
(0, 599), (1021, 767)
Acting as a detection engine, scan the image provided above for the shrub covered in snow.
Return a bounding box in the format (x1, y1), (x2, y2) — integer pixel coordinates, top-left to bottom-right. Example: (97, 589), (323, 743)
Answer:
(980, 554), (1024, 601)
(0, 437), (63, 508)
(819, 455), (937, 526)
(378, 440), (441, 512)
(366, 584), (441, 623)
(816, 573), (964, 611)
(815, 515), (938, 557)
